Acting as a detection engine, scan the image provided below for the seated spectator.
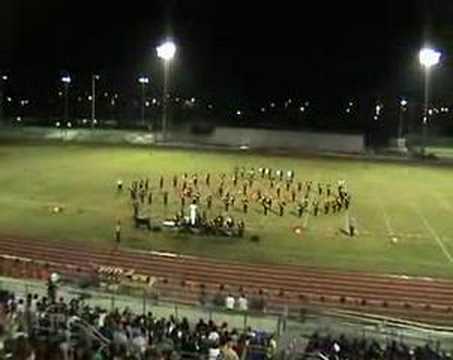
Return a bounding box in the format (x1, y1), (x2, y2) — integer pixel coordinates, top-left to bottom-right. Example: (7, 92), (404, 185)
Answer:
(209, 341), (221, 360)
(208, 326), (220, 343)
(221, 337), (239, 360)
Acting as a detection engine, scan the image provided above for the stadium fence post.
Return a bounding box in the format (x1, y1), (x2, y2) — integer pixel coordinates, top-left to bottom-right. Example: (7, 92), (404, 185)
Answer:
(142, 289), (146, 315)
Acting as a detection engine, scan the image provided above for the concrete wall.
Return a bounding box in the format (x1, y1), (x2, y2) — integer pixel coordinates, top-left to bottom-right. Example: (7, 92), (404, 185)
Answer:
(0, 127), (156, 145)
(169, 127), (365, 153)
(0, 126), (365, 153)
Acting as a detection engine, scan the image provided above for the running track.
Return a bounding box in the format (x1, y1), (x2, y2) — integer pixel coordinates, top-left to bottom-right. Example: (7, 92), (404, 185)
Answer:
(0, 235), (452, 325)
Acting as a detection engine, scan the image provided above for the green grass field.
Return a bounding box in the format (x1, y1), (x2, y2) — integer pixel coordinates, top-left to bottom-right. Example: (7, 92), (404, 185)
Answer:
(1, 142), (453, 278)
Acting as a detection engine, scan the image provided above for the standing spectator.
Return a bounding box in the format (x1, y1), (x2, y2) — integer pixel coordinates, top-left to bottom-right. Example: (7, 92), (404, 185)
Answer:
(237, 294), (248, 312)
(225, 294), (235, 310)
(115, 220), (121, 244)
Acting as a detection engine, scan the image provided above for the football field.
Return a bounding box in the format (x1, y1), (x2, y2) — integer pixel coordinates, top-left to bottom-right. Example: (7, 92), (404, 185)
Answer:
(1, 142), (453, 278)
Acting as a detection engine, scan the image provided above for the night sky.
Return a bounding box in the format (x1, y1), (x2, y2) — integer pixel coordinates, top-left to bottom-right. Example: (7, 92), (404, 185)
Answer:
(1, 0), (453, 109)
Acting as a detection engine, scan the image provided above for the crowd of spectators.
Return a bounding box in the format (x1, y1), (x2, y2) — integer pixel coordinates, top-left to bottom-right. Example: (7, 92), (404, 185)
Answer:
(0, 286), (450, 360)
(0, 289), (276, 360)
(301, 332), (451, 360)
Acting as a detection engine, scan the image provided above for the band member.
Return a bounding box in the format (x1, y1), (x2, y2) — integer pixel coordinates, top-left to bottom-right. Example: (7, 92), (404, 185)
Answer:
(163, 191), (168, 206)
(148, 191), (153, 205)
(242, 198), (249, 214)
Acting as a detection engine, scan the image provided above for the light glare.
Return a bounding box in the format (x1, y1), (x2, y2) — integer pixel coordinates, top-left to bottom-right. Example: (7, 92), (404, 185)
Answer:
(419, 48), (441, 68)
(157, 41), (176, 61)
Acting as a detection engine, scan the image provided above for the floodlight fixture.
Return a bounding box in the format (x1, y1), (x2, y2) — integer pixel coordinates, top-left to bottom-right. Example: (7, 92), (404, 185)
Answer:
(138, 76), (149, 84)
(156, 41), (176, 61)
(419, 48), (441, 68)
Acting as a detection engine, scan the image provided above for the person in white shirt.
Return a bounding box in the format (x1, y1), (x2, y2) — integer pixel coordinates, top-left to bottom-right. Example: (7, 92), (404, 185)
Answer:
(16, 298), (25, 315)
(189, 201), (198, 226)
(225, 294), (235, 310)
(237, 294), (248, 311)
(208, 329), (220, 343)
(209, 343), (220, 360)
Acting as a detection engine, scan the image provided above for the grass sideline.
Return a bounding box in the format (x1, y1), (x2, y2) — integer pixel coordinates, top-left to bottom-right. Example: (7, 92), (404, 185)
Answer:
(1, 142), (453, 278)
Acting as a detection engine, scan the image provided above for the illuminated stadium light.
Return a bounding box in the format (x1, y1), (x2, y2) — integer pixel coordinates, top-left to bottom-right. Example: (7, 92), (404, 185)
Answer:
(145, 101), (150, 107)
(1, 75), (7, 81)
(88, 95), (93, 101)
(346, 108), (351, 113)
(400, 99), (408, 107)
(61, 76), (71, 84)
(138, 77), (149, 84)
(16, 116), (21, 122)
(349, 101), (354, 107)
(428, 108), (433, 116)
(82, 118), (88, 124)
(190, 97), (196, 103)
(236, 110), (241, 116)
(419, 48), (441, 68)
(156, 41), (176, 61)
(270, 102), (275, 108)
(104, 92), (109, 97)
(56, 121), (61, 127)
(152, 98), (157, 104)
(375, 104), (382, 115)
(300, 106), (305, 112)
(260, 107), (266, 112)
(6, 97), (12, 102)
(208, 104), (213, 109)
(67, 122), (72, 128)
(58, 92), (63, 97)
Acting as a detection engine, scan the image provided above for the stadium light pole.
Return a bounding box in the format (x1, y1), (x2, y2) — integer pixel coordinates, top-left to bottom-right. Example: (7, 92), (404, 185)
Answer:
(91, 74), (100, 129)
(419, 48), (441, 156)
(61, 76), (71, 125)
(138, 76), (149, 127)
(0, 74), (7, 125)
(156, 40), (176, 142)
(398, 99), (407, 139)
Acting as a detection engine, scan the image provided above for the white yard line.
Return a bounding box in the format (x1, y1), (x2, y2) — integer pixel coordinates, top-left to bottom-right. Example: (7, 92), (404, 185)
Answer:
(412, 206), (453, 263)
(376, 197), (395, 236)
